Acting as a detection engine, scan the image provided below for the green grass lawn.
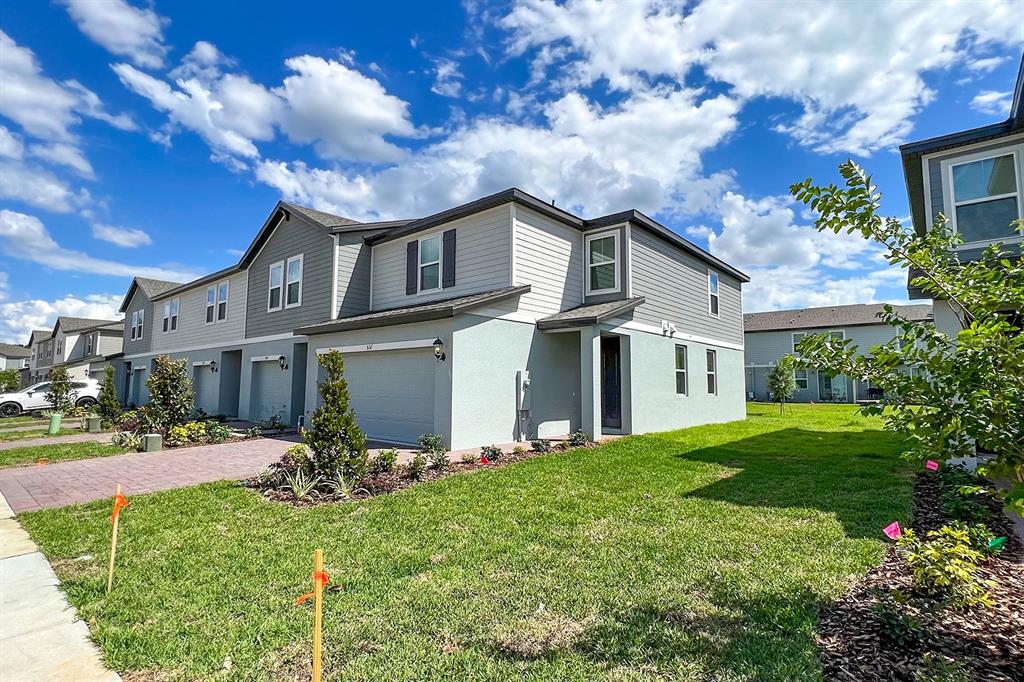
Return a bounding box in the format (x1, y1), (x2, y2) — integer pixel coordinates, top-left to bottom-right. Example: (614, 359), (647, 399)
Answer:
(21, 404), (913, 681)
(0, 415), (45, 426)
(0, 441), (125, 468)
(0, 427), (78, 442)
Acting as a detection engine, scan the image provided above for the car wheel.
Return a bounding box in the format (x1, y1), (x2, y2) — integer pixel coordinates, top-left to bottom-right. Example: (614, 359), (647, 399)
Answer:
(76, 397), (98, 409)
(0, 402), (21, 418)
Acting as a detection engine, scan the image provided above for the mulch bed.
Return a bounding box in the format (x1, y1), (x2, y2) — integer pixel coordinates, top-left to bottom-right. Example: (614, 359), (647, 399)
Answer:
(819, 472), (1024, 681)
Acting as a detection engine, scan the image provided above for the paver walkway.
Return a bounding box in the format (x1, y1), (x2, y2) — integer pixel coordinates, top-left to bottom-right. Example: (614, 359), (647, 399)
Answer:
(0, 436), (297, 513)
(0, 432), (113, 452)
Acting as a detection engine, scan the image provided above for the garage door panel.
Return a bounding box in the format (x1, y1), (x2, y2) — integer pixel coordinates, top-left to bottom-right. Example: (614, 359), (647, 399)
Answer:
(193, 369), (218, 415)
(251, 362), (287, 422)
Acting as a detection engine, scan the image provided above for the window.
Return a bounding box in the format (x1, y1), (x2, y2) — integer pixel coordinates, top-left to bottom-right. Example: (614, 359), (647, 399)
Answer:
(794, 368), (808, 390)
(216, 282), (228, 321)
(85, 333), (94, 356)
(162, 297), (179, 333)
(708, 271), (720, 317)
(56, 338), (63, 356)
(419, 235), (441, 292)
(285, 255), (303, 307)
(949, 152), (1021, 244)
(706, 349), (717, 395)
(674, 344), (688, 395)
(206, 286), (216, 323)
(792, 332), (805, 353)
(130, 310), (144, 340)
(268, 262), (283, 311)
(585, 232), (619, 294)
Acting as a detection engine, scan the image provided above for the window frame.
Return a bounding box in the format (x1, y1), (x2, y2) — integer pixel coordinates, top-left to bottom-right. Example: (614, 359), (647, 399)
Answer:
(706, 348), (718, 396)
(284, 254), (303, 309)
(267, 261), (284, 312)
(130, 310), (144, 341)
(162, 297), (180, 334)
(417, 235), (442, 294)
(85, 333), (94, 356)
(707, 270), (720, 318)
(216, 280), (229, 322)
(794, 367), (809, 390)
(674, 344), (688, 396)
(206, 286), (217, 324)
(944, 148), (1023, 248)
(584, 230), (621, 296)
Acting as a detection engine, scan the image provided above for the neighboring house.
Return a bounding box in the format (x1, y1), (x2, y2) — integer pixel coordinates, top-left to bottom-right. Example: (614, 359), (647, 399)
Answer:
(744, 303), (933, 403)
(23, 318), (124, 386)
(0, 343), (30, 371)
(900, 53), (1024, 337)
(25, 330), (51, 385)
(115, 188), (748, 448)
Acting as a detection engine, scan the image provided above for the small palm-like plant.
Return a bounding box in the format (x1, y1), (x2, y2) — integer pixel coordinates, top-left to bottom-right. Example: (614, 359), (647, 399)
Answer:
(281, 468), (321, 500)
(324, 472), (369, 500)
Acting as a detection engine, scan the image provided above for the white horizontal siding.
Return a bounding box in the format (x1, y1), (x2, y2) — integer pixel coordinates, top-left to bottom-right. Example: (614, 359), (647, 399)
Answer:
(98, 333), (122, 356)
(371, 205), (511, 310)
(336, 233), (371, 317)
(513, 206), (583, 315)
(151, 270), (248, 353)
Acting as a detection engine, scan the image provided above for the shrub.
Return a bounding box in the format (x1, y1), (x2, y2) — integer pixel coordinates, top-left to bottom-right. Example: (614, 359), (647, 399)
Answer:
(261, 415), (287, 433)
(281, 468), (321, 500)
(460, 452), (477, 464)
(204, 421), (232, 444)
(45, 367), (77, 413)
(480, 444), (502, 461)
(898, 525), (993, 607)
(97, 366), (122, 425)
(111, 430), (143, 451)
(513, 445), (528, 456)
(302, 351), (368, 481)
(871, 589), (925, 648)
(531, 439), (552, 453)
(369, 448), (398, 475)
(406, 452), (427, 481)
(0, 368), (19, 392)
(567, 430), (590, 447)
(323, 471), (368, 500)
(427, 449), (449, 470)
(246, 425), (263, 439)
(146, 356), (195, 431)
(417, 433), (445, 452)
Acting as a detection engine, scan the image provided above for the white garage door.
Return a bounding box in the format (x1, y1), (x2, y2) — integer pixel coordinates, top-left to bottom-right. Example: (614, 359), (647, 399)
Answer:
(250, 361), (287, 422)
(193, 368), (218, 416)
(338, 349), (436, 445)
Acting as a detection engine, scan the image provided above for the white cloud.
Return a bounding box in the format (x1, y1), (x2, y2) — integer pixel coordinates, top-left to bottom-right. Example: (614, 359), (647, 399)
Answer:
(970, 90), (1013, 116)
(0, 289), (123, 344)
(28, 142), (94, 178)
(0, 209), (196, 281)
(0, 160), (79, 212)
(61, 0), (169, 69)
(91, 223), (153, 248)
(431, 58), (464, 97)
(741, 265), (909, 313)
(0, 125), (24, 159)
(501, 0), (1024, 155)
(965, 55), (1008, 73)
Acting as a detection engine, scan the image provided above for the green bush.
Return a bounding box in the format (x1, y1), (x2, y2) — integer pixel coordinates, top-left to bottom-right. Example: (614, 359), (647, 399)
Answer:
(302, 351), (368, 481)
(871, 589), (925, 648)
(531, 438), (552, 453)
(97, 366), (122, 425)
(45, 367), (77, 413)
(513, 445), (527, 456)
(0, 368), (19, 392)
(111, 430), (142, 451)
(369, 448), (398, 474)
(567, 430), (590, 447)
(204, 421), (232, 444)
(480, 444), (502, 461)
(406, 452), (427, 481)
(427, 449), (449, 470)
(898, 525), (993, 607)
(146, 356), (195, 431)
(417, 433), (445, 452)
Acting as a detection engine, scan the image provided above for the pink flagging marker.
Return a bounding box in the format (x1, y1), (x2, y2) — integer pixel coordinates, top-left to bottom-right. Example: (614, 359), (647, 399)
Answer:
(925, 460), (939, 471)
(883, 521), (902, 539)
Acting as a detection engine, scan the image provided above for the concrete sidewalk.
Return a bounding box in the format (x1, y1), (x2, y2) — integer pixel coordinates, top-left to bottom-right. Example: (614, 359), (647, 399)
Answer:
(0, 492), (120, 681)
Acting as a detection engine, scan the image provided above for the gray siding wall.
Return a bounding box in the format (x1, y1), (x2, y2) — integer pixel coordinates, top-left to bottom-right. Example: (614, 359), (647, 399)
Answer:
(512, 205), (583, 315)
(370, 205), (511, 311)
(123, 288), (154, 355)
(98, 331), (122, 357)
(336, 233), (372, 317)
(151, 270), (248, 352)
(246, 214), (335, 338)
(744, 324), (900, 366)
(630, 228), (744, 346)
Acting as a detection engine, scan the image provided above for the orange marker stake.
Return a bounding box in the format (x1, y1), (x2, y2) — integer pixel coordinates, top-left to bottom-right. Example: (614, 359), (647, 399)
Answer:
(294, 550), (329, 682)
(106, 484), (129, 593)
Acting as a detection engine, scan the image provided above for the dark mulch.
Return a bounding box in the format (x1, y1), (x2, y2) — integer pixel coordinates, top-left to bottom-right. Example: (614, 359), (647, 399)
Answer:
(819, 471), (1024, 681)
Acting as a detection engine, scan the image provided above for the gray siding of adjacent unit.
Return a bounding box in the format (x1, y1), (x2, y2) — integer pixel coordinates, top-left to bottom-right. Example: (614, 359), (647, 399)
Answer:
(335, 233), (373, 317)
(152, 270), (248, 352)
(744, 325), (900, 367)
(98, 332), (122, 356)
(370, 205), (511, 311)
(245, 214), (335, 338)
(123, 289), (154, 355)
(512, 205), (583, 315)
(630, 228), (743, 346)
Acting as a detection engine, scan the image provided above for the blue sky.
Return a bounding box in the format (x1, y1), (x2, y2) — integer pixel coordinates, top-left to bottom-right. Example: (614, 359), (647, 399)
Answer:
(1, 0), (1022, 342)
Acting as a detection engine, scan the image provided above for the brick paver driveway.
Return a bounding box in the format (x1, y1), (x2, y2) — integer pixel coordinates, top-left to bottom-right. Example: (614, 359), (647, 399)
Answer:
(0, 435), (298, 513)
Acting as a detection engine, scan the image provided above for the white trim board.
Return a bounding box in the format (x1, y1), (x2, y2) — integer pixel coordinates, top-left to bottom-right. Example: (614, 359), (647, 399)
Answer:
(192, 360), (215, 367)
(251, 354), (285, 363)
(605, 318), (745, 352)
(120, 331), (305, 361)
(330, 234), (340, 319)
(316, 338), (435, 355)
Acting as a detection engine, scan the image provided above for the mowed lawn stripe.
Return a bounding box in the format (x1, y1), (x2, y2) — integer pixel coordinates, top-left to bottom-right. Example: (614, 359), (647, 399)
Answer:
(21, 404), (912, 681)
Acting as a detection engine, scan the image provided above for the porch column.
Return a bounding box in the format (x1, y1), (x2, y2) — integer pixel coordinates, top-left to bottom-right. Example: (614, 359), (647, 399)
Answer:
(580, 326), (602, 441)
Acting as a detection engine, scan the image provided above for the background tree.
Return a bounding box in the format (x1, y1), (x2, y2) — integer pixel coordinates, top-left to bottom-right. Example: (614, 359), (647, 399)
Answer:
(97, 365), (122, 424)
(791, 161), (1024, 513)
(0, 369), (19, 392)
(45, 366), (77, 413)
(302, 351), (368, 480)
(146, 355), (195, 431)
(767, 355), (798, 414)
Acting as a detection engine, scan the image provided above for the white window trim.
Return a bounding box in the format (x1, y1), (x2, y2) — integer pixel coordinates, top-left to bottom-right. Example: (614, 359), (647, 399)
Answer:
(706, 348), (718, 396)
(215, 280), (229, 322)
(674, 343), (688, 396)
(791, 331), (806, 353)
(162, 297), (180, 334)
(942, 146), (1023, 249)
(206, 286), (217, 325)
(85, 333), (94, 356)
(794, 367), (809, 390)
(584, 230), (621, 296)
(171, 297), (179, 332)
(131, 310), (144, 341)
(284, 254), (304, 309)
(416, 234), (443, 295)
(267, 261), (284, 312)
(707, 270), (720, 318)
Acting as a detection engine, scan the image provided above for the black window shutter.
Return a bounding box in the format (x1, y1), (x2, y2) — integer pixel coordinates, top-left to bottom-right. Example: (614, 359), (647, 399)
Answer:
(406, 241), (418, 294)
(442, 229), (456, 288)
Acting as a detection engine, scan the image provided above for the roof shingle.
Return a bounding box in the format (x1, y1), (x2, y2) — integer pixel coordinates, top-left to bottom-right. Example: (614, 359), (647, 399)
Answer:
(744, 303), (933, 333)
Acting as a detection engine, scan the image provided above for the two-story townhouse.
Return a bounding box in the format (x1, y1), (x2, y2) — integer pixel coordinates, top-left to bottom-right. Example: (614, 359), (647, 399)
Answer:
(25, 330), (50, 385)
(295, 188), (748, 449)
(900, 54), (1023, 336)
(47, 317), (123, 380)
(0, 343), (30, 384)
(744, 303), (933, 403)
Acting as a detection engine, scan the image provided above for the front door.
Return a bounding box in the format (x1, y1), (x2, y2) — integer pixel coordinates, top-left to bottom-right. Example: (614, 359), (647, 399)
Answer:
(600, 336), (621, 429)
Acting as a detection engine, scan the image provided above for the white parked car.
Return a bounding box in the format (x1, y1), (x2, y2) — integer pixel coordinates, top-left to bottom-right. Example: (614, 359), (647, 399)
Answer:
(0, 379), (101, 417)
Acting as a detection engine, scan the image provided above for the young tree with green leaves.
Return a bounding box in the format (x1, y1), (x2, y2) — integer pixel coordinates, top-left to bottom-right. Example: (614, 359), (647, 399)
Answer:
(97, 365), (122, 424)
(0, 369), (19, 392)
(303, 350), (368, 480)
(146, 355), (195, 431)
(767, 355), (798, 415)
(45, 366), (77, 413)
(791, 161), (1024, 513)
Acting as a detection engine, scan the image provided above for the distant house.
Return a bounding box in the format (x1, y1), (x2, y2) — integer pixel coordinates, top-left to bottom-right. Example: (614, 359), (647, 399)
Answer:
(0, 343), (30, 372)
(744, 303), (933, 403)
(24, 318), (124, 385)
(900, 53), (1023, 336)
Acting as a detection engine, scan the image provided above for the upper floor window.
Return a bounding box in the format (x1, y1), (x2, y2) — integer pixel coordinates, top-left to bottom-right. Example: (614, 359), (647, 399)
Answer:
(216, 282), (228, 321)
(30, 346), (35, 361)
(268, 262), (284, 311)
(949, 152), (1021, 245)
(206, 286), (216, 323)
(85, 333), (94, 356)
(708, 271), (720, 317)
(585, 231), (619, 294)
(419, 236), (441, 292)
(674, 344), (688, 395)
(56, 338), (63, 356)
(130, 310), (144, 340)
(286, 255), (303, 308)
(162, 298), (179, 333)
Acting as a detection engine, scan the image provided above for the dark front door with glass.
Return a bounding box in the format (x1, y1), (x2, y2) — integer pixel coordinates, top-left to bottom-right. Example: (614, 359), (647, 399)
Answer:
(600, 336), (621, 430)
